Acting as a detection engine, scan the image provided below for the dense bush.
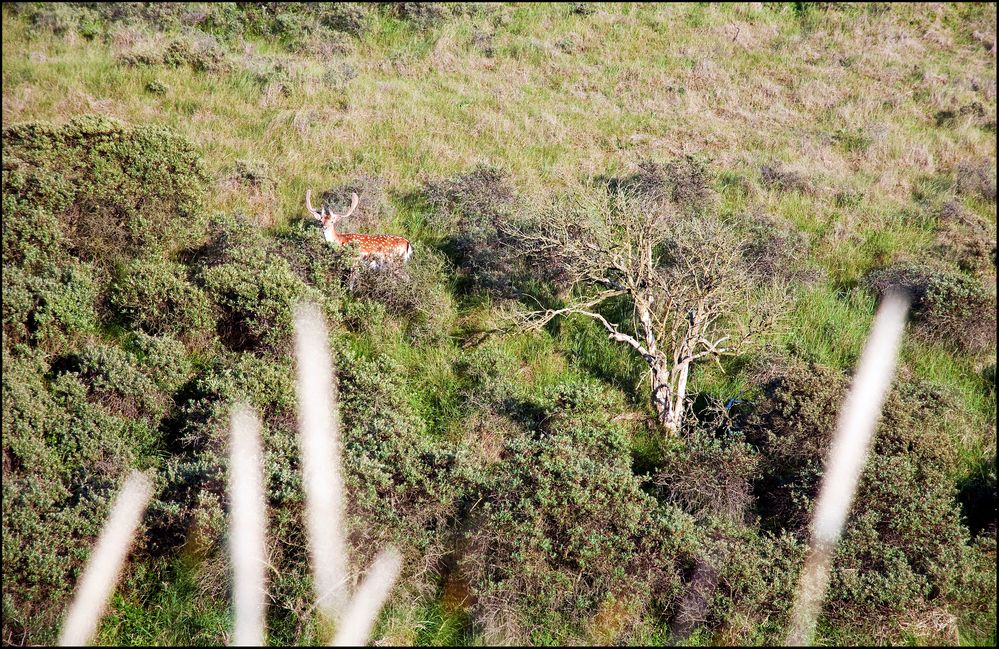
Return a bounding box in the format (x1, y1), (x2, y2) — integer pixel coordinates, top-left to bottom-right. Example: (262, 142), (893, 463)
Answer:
(458, 379), (697, 644)
(740, 210), (822, 285)
(742, 356), (993, 637)
(953, 158), (997, 202)
(3, 262), (100, 353)
(423, 164), (533, 297)
(1, 346), (166, 644)
(612, 156), (713, 214)
(2, 115), (209, 266)
(865, 261), (996, 351)
(349, 249), (455, 343)
(654, 433), (759, 523)
(196, 214), (319, 353)
(672, 520), (803, 644)
(760, 163), (810, 193)
(335, 348), (467, 578)
(108, 259), (214, 339)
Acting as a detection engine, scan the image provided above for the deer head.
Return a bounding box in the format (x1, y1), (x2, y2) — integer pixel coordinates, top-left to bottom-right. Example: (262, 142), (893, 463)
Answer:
(306, 190), (359, 242)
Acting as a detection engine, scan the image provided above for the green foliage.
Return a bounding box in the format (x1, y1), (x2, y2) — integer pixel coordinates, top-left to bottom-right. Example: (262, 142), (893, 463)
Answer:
(1, 345), (167, 644)
(128, 332), (194, 394)
(109, 259), (214, 339)
(2, 261), (99, 352)
(458, 378), (696, 644)
(198, 214), (319, 353)
(679, 520), (804, 645)
(350, 248), (456, 343)
(2, 115), (209, 265)
(144, 79), (168, 95)
(743, 356), (993, 639)
(336, 346), (465, 573)
(613, 156), (713, 214)
(2, 2), (995, 645)
(866, 261), (996, 352)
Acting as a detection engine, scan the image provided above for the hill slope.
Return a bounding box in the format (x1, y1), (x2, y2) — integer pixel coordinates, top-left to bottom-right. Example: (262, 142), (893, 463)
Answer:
(2, 3), (995, 646)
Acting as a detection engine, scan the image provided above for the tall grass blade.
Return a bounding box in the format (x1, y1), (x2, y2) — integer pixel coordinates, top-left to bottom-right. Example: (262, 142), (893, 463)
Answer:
(331, 547), (403, 647)
(58, 471), (153, 647)
(229, 404), (268, 646)
(294, 302), (350, 621)
(786, 291), (910, 646)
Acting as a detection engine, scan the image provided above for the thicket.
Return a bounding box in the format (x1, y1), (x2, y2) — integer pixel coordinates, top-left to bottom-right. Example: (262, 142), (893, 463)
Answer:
(865, 261), (996, 352)
(1, 110), (994, 646)
(742, 356), (996, 640)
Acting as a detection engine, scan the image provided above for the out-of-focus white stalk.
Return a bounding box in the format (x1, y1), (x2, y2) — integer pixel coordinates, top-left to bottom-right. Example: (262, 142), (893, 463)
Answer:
(58, 471), (153, 647)
(230, 404), (268, 646)
(786, 291), (910, 646)
(331, 547), (403, 647)
(294, 302), (349, 620)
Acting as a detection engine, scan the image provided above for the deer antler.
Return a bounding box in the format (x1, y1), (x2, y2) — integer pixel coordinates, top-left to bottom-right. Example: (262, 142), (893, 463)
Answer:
(305, 189), (323, 220)
(340, 192), (359, 220)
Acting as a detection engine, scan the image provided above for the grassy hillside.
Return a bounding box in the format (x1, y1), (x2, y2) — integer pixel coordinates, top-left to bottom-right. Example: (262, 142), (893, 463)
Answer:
(2, 2), (996, 646)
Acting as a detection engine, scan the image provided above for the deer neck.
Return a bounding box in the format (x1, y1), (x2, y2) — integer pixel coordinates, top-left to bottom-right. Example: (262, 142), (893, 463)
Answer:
(323, 223), (345, 245)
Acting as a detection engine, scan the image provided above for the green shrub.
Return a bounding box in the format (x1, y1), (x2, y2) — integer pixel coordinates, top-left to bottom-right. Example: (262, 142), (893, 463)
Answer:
(760, 163), (810, 193)
(1, 472), (112, 645)
(457, 379), (697, 644)
(672, 520), (804, 645)
(196, 215), (319, 353)
(2, 160), (73, 268)
(74, 343), (174, 422)
(742, 356), (988, 639)
(379, 2), (453, 28)
(22, 2), (97, 36)
(161, 34), (230, 72)
(740, 211), (822, 285)
(2, 262), (100, 353)
(2, 115), (209, 265)
(2, 349), (162, 644)
(349, 248), (456, 343)
(316, 2), (372, 35)
(109, 259), (214, 339)
(335, 347), (466, 576)
(144, 79), (168, 95)
(865, 261), (996, 351)
(933, 201), (996, 276)
(129, 332), (194, 394)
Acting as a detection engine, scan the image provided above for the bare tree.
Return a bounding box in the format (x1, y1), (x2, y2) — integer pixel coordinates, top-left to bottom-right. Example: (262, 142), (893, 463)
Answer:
(509, 189), (779, 435)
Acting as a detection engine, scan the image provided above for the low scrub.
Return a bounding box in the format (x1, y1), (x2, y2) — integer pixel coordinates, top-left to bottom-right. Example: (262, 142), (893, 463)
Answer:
(865, 261), (996, 352)
(2, 115), (209, 266)
(458, 380), (695, 644)
(742, 355), (994, 639)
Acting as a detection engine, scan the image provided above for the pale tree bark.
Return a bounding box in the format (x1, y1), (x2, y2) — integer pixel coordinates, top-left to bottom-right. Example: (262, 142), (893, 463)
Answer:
(509, 189), (779, 436)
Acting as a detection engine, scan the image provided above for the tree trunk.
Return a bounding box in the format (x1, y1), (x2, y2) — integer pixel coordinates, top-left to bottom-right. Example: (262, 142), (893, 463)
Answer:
(650, 359), (691, 435)
(672, 360), (691, 431)
(650, 362), (680, 435)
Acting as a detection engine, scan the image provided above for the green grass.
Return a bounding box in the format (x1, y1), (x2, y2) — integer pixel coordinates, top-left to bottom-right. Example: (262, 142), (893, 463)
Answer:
(94, 557), (230, 646)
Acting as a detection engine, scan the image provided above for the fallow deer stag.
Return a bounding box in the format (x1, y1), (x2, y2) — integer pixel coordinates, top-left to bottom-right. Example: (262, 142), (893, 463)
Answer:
(306, 190), (413, 267)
